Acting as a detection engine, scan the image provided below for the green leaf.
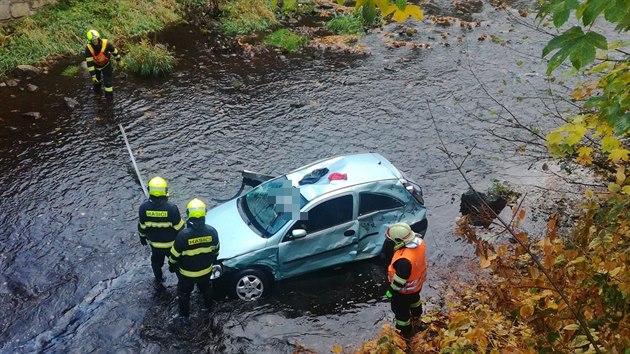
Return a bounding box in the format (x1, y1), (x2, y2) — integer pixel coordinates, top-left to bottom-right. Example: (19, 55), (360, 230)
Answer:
(543, 26), (584, 57)
(395, 0), (407, 11)
(538, 0), (579, 27)
(543, 27), (607, 74)
(613, 113), (630, 135)
(604, 0), (628, 23)
(580, 0), (610, 26)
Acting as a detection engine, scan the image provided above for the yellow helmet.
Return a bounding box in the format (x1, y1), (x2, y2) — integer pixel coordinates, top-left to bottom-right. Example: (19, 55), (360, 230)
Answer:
(386, 223), (416, 249)
(86, 29), (100, 40)
(148, 176), (168, 197)
(187, 198), (206, 218)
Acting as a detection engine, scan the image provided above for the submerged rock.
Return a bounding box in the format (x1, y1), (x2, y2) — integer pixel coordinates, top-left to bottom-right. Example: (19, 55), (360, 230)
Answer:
(64, 97), (80, 109)
(460, 188), (512, 227)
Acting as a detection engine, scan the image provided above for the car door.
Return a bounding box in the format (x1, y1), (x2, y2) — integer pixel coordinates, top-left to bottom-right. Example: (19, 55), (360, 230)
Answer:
(277, 194), (358, 279)
(356, 191), (405, 258)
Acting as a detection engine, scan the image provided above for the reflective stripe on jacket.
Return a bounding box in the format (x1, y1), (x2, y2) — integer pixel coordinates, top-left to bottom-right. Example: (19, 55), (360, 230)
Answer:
(169, 219), (220, 278)
(388, 240), (427, 294)
(138, 198), (184, 250)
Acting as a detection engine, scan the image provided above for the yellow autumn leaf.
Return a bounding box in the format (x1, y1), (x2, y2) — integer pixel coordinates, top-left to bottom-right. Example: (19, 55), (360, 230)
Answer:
(564, 124), (587, 146)
(601, 135), (621, 152)
(609, 183), (621, 193)
(593, 124), (614, 137)
(404, 4), (424, 21)
(355, 0), (370, 8)
(616, 166), (626, 185)
(546, 130), (564, 146)
(374, 0), (390, 12)
(390, 5), (423, 23)
(480, 254), (491, 268)
(519, 304), (534, 318)
(565, 133), (583, 146)
(571, 335), (591, 348)
(546, 299), (558, 310)
(609, 148), (630, 163)
(609, 267), (622, 277)
(584, 189), (594, 198)
(577, 146), (593, 157)
(622, 185), (630, 195)
(563, 323), (580, 331)
(571, 81), (598, 100)
(332, 345), (343, 354)
(576, 146), (593, 165)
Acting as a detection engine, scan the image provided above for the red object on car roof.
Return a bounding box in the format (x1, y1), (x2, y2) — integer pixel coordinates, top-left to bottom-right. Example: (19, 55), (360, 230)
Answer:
(328, 172), (347, 181)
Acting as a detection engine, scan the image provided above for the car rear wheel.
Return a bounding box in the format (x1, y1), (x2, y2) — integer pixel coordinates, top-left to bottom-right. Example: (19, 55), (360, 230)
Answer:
(232, 269), (270, 301)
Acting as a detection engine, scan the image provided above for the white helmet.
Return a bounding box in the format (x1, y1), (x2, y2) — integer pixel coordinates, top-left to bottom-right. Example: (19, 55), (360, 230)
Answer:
(386, 223), (416, 249)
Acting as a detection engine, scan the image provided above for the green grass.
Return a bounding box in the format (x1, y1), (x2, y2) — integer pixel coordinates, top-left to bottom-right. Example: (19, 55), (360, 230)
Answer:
(61, 65), (80, 77)
(325, 13), (365, 35)
(124, 40), (177, 77)
(263, 28), (307, 52)
(0, 0), (183, 78)
(220, 0), (278, 36)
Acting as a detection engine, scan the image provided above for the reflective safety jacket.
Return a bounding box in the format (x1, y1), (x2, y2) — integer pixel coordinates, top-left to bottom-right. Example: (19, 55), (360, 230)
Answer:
(168, 218), (220, 278)
(388, 239), (427, 295)
(138, 197), (184, 250)
(85, 39), (120, 72)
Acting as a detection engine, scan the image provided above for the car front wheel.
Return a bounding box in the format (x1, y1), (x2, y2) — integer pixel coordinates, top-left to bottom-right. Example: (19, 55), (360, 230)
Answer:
(232, 269), (270, 301)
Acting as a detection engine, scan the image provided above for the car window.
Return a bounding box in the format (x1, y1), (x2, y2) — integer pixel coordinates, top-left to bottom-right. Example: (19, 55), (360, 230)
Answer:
(359, 192), (403, 216)
(241, 176), (307, 237)
(303, 195), (353, 233)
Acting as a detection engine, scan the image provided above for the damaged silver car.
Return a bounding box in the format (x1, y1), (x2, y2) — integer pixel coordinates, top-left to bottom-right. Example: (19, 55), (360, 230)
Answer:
(208, 152), (427, 301)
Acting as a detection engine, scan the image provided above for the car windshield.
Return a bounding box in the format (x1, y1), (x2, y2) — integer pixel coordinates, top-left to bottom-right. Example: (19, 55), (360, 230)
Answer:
(239, 176), (307, 237)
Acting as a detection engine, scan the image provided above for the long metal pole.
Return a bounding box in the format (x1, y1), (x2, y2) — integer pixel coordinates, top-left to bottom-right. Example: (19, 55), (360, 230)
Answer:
(118, 123), (149, 198)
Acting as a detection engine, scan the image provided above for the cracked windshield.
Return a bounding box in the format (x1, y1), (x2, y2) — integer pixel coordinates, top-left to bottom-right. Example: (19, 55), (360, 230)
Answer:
(1, 0), (629, 352)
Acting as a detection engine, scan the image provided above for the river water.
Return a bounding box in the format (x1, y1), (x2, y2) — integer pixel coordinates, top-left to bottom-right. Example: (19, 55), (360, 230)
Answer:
(0, 1), (569, 352)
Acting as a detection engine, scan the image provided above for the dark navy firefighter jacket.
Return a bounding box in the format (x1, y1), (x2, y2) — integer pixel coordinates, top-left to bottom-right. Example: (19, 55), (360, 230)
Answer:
(168, 217), (220, 278)
(138, 197), (185, 250)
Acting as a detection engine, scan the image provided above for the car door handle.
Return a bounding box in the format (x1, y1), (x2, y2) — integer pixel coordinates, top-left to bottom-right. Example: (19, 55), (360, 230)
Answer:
(344, 230), (355, 236)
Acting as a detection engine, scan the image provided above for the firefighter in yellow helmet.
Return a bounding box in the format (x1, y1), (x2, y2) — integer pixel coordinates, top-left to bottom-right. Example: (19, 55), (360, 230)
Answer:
(385, 222), (427, 338)
(85, 29), (121, 99)
(168, 198), (220, 318)
(138, 176), (184, 291)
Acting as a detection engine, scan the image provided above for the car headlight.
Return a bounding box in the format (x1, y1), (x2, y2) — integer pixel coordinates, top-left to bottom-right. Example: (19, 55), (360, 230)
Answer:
(210, 264), (223, 280)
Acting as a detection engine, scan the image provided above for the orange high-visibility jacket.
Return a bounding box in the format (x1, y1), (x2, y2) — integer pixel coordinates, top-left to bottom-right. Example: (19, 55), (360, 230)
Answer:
(388, 240), (427, 294)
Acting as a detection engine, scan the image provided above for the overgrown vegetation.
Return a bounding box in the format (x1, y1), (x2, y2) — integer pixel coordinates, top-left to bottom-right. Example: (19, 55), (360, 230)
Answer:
(356, 0), (630, 352)
(124, 40), (177, 77)
(0, 0), (183, 78)
(60, 65), (80, 77)
(263, 28), (307, 52)
(326, 13), (365, 35)
(219, 0), (277, 36)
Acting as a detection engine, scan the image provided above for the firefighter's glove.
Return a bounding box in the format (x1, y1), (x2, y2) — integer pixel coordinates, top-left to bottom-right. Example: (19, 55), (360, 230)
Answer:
(139, 237), (147, 246)
(91, 76), (100, 84)
(168, 264), (178, 273)
(385, 290), (393, 299)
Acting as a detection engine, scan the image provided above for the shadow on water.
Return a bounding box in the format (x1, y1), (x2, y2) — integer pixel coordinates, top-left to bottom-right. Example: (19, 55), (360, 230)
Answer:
(0, 0), (567, 352)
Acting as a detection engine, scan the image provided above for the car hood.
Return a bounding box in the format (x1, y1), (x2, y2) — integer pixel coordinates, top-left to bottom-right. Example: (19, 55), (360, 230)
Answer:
(204, 199), (268, 260)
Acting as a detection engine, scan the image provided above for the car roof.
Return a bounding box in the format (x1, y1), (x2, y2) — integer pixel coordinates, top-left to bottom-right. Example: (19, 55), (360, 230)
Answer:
(285, 152), (403, 201)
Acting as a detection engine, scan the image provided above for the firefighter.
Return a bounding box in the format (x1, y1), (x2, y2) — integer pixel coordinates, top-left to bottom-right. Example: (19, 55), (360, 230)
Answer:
(85, 29), (121, 99)
(385, 222), (427, 338)
(168, 198), (220, 319)
(138, 176), (184, 291)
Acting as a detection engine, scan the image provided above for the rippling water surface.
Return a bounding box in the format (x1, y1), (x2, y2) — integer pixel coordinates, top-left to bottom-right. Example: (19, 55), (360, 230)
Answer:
(0, 1), (570, 352)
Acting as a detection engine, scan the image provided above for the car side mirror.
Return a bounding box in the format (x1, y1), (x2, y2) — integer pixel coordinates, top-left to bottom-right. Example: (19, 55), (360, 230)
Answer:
(291, 229), (307, 239)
